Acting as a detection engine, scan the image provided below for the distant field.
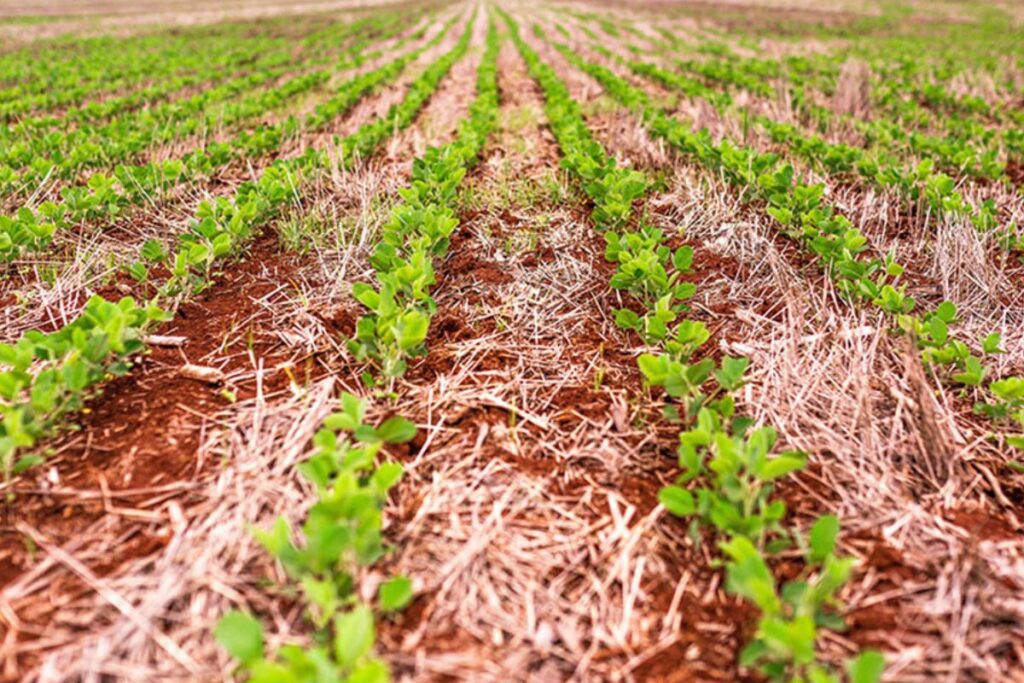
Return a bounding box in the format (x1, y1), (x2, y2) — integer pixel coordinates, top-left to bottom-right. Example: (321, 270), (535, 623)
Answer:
(0, 1), (1021, 681)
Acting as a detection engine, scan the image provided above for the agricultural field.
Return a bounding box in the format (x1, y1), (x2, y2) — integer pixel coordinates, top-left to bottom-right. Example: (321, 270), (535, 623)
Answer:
(0, 0), (1021, 680)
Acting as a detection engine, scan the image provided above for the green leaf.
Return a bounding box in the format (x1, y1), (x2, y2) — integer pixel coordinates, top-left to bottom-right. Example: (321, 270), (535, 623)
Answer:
(720, 536), (780, 613)
(714, 357), (749, 391)
(334, 605), (375, 668)
(952, 355), (985, 386)
(13, 455), (44, 475)
(375, 416), (417, 444)
(62, 359), (89, 392)
(761, 614), (816, 664)
(760, 455), (806, 481)
(352, 282), (380, 310)
(928, 316), (948, 346)
(141, 239), (167, 263)
(379, 575), (414, 611)
(348, 660), (390, 683)
(738, 638), (769, 667)
(372, 462), (404, 491)
(396, 310), (429, 351)
(809, 515), (840, 564)
(672, 246), (694, 271)
(325, 393), (366, 432)
(659, 486), (695, 516)
(127, 262), (148, 282)
(301, 575), (338, 627)
(253, 516), (292, 558)
(935, 300), (957, 323)
(637, 353), (667, 385)
(848, 650), (885, 683)
(685, 357), (715, 387)
(215, 610), (264, 665)
(982, 332), (1004, 354)
(614, 307), (641, 331)
(808, 665), (840, 683)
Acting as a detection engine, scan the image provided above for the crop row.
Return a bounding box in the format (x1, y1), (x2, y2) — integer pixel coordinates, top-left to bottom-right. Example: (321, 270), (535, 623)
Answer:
(576, 9), (1020, 182)
(0, 8), (433, 202)
(0, 14), (394, 144)
(618, 8), (1021, 121)
(563, 11), (1022, 185)
(678, 43), (1020, 181)
(548, 34), (1024, 458)
(0, 23), (305, 121)
(581, 42), (1021, 254)
(0, 11), (395, 109)
(2, 52), (310, 175)
(215, 13), (498, 682)
(0, 11), (454, 264)
(216, 391), (417, 682)
(506, 13), (883, 682)
(0, 9), (474, 479)
(2, 33), (287, 128)
(349, 16), (499, 388)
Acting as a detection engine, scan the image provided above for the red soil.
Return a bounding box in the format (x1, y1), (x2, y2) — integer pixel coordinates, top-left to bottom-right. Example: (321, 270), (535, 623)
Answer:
(1006, 159), (1024, 191)
(0, 231), (315, 674)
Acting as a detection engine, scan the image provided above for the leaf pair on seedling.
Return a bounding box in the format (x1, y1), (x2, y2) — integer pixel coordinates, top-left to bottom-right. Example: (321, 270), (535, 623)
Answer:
(217, 393), (416, 683)
(723, 522), (885, 683)
(607, 226), (696, 318)
(349, 281), (431, 381)
(0, 296), (168, 477)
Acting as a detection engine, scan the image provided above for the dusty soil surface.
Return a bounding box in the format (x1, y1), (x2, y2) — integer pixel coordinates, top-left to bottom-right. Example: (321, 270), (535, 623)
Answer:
(0, 232), (318, 677)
